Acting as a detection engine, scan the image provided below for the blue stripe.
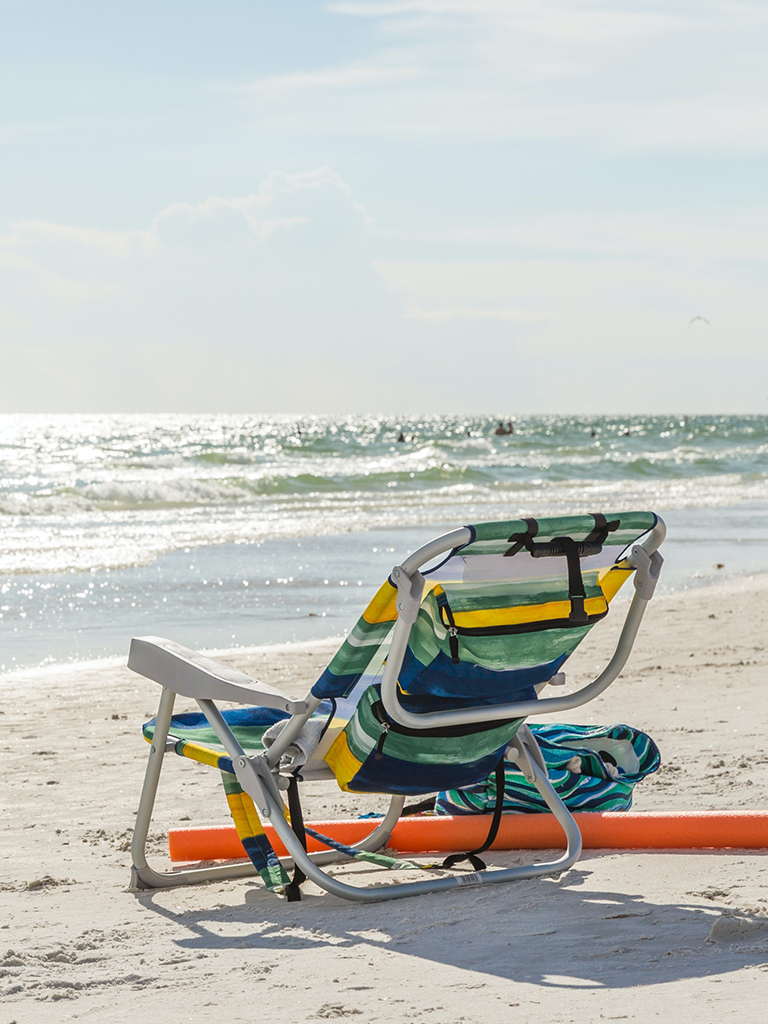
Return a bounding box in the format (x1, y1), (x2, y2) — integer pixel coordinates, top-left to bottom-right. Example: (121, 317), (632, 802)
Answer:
(240, 834), (269, 870)
(398, 647), (564, 701)
(312, 668), (361, 699)
(168, 706), (291, 730)
(343, 745), (508, 795)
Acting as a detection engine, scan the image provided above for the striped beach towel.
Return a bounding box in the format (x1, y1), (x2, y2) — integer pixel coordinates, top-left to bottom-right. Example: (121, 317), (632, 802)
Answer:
(435, 722), (661, 815)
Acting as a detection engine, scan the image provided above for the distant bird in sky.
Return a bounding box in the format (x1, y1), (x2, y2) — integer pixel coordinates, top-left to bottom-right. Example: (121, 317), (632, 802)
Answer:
(689, 315), (711, 326)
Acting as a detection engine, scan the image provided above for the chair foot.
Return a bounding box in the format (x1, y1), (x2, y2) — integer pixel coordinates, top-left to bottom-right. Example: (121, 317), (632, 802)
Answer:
(130, 867), (146, 889)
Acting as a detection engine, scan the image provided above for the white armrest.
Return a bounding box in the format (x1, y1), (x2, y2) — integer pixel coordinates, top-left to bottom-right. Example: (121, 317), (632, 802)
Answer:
(128, 636), (307, 714)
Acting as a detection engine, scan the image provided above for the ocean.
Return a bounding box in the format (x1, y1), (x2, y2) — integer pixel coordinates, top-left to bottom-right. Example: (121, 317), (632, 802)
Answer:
(2, 412), (768, 672)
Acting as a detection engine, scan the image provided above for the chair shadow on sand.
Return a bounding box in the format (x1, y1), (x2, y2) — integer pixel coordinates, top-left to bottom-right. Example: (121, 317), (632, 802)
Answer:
(133, 849), (768, 991)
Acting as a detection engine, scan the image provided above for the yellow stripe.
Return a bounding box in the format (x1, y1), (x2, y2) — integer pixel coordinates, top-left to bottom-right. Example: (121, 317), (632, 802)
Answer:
(451, 594), (608, 629)
(179, 740), (225, 769)
(597, 565), (633, 603)
(227, 790), (264, 839)
(361, 579), (399, 625)
(324, 731), (364, 792)
(242, 792), (267, 837)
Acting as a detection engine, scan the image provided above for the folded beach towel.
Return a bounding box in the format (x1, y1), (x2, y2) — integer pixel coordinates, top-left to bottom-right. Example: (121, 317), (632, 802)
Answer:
(262, 716), (327, 771)
(435, 722), (661, 815)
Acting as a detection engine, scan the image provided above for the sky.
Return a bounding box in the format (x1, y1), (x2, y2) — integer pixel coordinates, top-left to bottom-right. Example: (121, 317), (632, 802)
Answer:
(1, 0), (767, 415)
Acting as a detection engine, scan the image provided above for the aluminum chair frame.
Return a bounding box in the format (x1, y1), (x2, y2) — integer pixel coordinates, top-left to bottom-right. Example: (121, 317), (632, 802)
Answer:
(129, 517), (665, 900)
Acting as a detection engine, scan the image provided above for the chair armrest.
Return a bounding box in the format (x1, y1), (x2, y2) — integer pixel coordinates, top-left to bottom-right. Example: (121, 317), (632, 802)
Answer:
(127, 636), (307, 714)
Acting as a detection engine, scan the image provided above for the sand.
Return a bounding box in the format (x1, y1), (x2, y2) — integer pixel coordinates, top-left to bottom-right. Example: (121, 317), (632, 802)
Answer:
(3, 574), (768, 1022)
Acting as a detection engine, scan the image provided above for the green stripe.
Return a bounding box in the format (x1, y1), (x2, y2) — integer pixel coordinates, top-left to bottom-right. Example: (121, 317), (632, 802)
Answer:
(405, 596), (595, 671)
(346, 687), (523, 767)
(440, 573), (607, 612)
(463, 512), (656, 555)
(323, 618), (395, 679)
(144, 720), (270, 754)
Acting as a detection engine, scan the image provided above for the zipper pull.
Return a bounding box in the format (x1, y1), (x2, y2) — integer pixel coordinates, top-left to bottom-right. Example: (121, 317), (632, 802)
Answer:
(448, 626), (461, 665)
(440, 596), (462, 665)
(375, 722), (390, 760)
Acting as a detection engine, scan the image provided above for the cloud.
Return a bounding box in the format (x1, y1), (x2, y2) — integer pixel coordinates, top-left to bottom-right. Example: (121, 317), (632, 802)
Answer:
(0, 169), (366, 259)
(405, 305), (548, 322)
(0, 245), (122, 303)
(375, 255), (768, 358)
(0, 313), (30, 330)
(0, 119), (91, 143)
(218, 1), (768, 151)
(619, 94), (768, 153)
(0, 167), (373, 272)
(378, 207), (768, 262)
(211, 65), (422, 95)
(151, 200), (309, 245)
(0, 221), (147, 258)
(0, 168), (378, 311)
(330, 0), (687, 42)
(0, 168), (402, 412)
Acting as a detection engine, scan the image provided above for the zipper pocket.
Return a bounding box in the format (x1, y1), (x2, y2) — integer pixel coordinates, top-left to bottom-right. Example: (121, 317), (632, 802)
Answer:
(438, 596), (607, 646)
(371, 699), (514, 744)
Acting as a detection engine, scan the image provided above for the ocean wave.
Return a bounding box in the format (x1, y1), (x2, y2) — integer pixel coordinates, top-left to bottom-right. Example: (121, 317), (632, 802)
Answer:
(193, 451), (262, 466)
(2, 471), (768, 575)
(2, 413), (768, 573)
(0, 490), (95, 516)
(2, 461), (768, 519)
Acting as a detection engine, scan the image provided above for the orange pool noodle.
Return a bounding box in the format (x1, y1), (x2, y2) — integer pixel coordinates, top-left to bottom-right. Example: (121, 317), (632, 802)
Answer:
(168, 810), (768, 863)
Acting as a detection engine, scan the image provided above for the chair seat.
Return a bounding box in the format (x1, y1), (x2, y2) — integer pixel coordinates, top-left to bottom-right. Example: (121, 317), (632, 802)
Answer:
(143, 702), (334, 765)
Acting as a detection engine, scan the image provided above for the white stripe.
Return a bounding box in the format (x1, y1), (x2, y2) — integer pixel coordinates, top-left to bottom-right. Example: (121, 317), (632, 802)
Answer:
(427, 551), (614, 584)
(346, 630), (390, 649)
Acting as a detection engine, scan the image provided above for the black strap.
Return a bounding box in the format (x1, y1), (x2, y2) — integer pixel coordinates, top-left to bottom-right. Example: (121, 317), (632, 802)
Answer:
(584, 512), (620, 546)
(283, 775), (307, 902)
(504, 517), (538, 557)
(442, 757), (506, 872)
(506, 514), (619, 559)
(506, 514), (619, 624)
(402, 797), (438, 816)
(505, 527), (591, 625)
(558, 514), (617, 623)
(558, 536), (589, 624)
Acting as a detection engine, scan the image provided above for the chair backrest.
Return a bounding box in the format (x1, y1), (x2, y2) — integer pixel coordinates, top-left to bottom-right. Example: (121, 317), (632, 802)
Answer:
(312, 511), (658, 711)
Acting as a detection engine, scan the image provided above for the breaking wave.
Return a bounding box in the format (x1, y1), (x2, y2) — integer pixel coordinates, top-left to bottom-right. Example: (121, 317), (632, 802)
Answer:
(2, 412), (767, 573)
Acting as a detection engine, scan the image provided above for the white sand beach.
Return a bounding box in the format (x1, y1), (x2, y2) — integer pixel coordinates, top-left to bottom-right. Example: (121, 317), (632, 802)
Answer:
(3, 575), (768, 1022)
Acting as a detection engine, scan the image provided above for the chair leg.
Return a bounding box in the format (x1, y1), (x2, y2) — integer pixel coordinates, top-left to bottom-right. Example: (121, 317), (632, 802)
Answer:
(510, 725), (583, 864)
(130, 687), (260, 889)
(259, 739), (583, 904)
(129, 690), (407, 890)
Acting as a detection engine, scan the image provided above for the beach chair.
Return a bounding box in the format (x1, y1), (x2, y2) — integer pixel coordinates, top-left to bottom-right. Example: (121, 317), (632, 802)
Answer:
(129, 511), (665, 902)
